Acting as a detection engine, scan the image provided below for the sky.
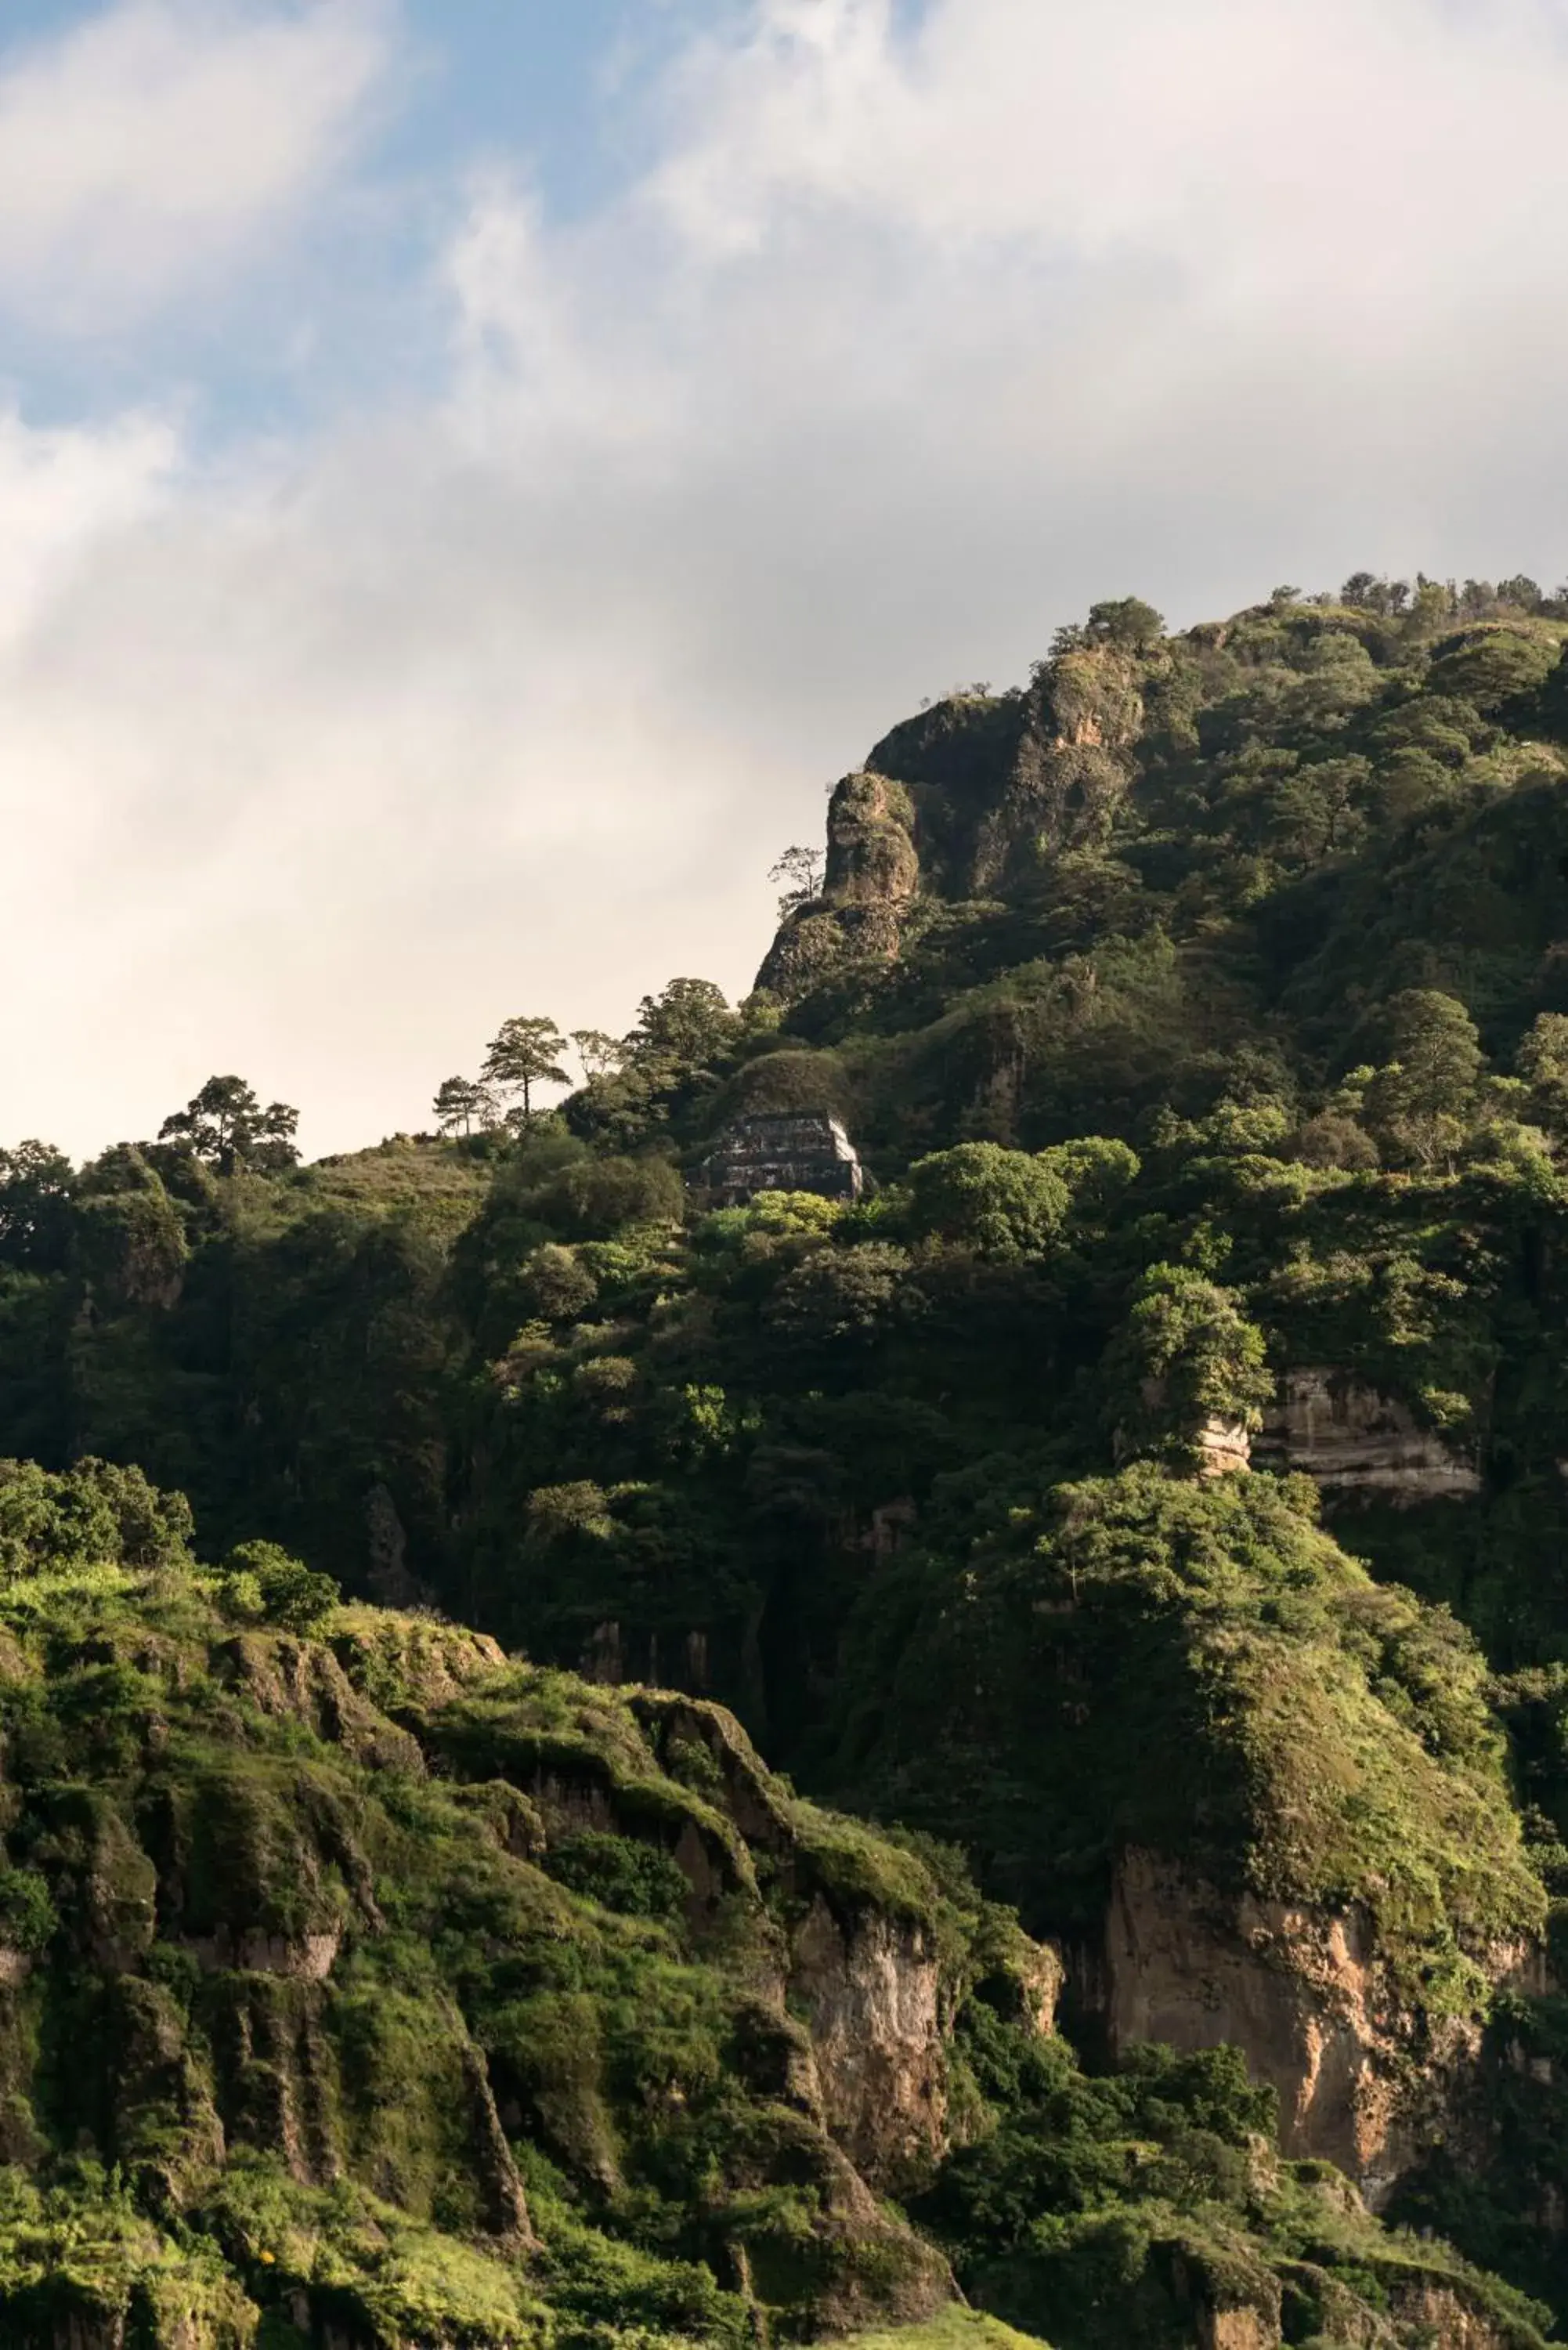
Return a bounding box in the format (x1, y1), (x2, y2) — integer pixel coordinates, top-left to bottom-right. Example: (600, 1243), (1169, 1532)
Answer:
(3, 0), (1568, 1160)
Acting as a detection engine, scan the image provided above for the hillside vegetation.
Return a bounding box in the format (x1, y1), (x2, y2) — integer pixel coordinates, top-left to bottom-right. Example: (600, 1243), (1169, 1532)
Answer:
(9, 572), (1568, 2343)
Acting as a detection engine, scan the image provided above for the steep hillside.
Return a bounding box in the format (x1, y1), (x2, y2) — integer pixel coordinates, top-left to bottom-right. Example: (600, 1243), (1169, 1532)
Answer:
(9, 573), (1568, 2337)
(1, 1459), (1541, 2350)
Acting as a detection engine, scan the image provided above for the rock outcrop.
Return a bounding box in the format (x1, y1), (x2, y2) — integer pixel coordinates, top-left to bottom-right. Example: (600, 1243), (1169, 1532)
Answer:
(1104, 1849), (1535, 2207)
(788, 1896), (947, 2185)
(1198, 1416), (1255, 1477)
(755, 769), (919, 996)
(1257, 1369), (1481, 1502)
(972, 641), (1147, 887)
(0, 1560), (1021, 2346)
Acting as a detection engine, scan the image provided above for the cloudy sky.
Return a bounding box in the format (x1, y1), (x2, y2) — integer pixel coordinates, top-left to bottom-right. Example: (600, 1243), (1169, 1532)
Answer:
(3, 0), (1567, 1159)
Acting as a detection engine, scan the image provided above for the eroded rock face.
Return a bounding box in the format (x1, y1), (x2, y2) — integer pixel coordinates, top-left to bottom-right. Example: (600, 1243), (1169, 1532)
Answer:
(787, 1896), (946, 2186)
(1198, 1417), (1254, 1477)
(1388, 2278), (1519, 2348)
(1198, 2308), (1279, 2350)
(181, 1928), (341, 1980)
(754, 770), (919, 996)
(971, 643), (1145, 887)
(1103, 1849), (1530, 2207)
(1257, 1371), (1480, 1504)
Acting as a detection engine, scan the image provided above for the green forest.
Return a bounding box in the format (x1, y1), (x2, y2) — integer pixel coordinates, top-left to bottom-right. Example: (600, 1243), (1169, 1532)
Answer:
(8, 571), (1568, 2346)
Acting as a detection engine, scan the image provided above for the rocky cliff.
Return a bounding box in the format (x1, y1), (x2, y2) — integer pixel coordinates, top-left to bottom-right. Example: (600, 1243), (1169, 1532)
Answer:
(1103, 1849), (1539, 2207)
(1255, 1370), (1483, 1503)
(0, 1477), (1036, 2349)
(836, 1465), (1547, 2221)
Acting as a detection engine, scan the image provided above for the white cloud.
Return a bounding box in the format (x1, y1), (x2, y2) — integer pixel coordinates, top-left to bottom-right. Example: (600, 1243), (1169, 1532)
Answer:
(5, 0), (1568, 1159)
(0, 0), (391, 328)
(0, 407), (178, 643)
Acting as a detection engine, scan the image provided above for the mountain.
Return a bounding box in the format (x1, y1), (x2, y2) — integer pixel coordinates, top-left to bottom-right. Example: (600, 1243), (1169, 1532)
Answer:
(5, 571), (1568, 2345)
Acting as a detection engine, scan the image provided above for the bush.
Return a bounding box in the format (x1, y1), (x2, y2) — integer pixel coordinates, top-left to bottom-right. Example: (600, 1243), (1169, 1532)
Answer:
(221, 1540), (340, 1632)
(541, 1829), (690, 1919)
(0, 1867), (56, 1953)
(540, 1156), (685, 1238)
(0, 1459), (193, 1580)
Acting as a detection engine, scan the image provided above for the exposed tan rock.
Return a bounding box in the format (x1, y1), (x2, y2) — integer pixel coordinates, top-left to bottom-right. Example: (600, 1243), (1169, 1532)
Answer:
(182, 1928), (341, 1981)
(1257, 1370), (1480, 1503)
(212, 1977), (341, 2188)
(971, 643), (1144, 885)
(755, 769), (919, 996)
(788, 1894), (946, 2186)
(460, 2041), (537, 2249)
(1198, 1418), (1254, 1477)
(1199, 2308), (1279, 2350)
(1103, 1849), (1530, 2207)
(1014, 1938), (1065, 2037)
(823, 771), (921, 908)
(1388, 2276), (1519, 2348)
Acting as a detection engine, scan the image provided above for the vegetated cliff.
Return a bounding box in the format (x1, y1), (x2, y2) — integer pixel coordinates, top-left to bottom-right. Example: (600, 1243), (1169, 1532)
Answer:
(832, 1466), (1546, 2200)
(11, 574), (1568, 2337)
(0, 1462), (988, 2348)
(0, 1462), (1552, 2350)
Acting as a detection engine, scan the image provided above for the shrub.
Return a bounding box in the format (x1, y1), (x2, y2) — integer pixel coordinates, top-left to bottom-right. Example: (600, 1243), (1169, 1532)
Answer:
(542, 1829), (689, 1919)
(221, 1541), (340, 1632)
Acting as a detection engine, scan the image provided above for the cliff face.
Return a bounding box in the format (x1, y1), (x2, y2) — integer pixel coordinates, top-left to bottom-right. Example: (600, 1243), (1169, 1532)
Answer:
(836, 1465), (1548, 2237)
(0, 1557), (1021, 2349)
(1103, 1850), (1537, 2207)
(755, 645), (1149, 1000)
(1255, 1369), (1482, 1503)
(755, 771), (920, 998)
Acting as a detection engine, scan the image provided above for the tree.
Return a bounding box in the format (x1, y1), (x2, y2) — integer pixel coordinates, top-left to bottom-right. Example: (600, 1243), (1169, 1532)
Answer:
(159, 1076), (298, 1173)
(433, 1076), (497, 1137)
(1083, 597), (1165, 652)
(481, 1017), (570, 1132)
(1516, 1014), (1568, 1137)
(0, 1141), (74, 1272)
(905, 1142), (1071, 1259)
(1107, 1265), (1274, 1468)
(625, 979), (739, 1072)
(1428, 629), (1559, 714)
(221, 1538), (340, 1632)
(1340, 572), (1409, 616)
(572, 1030), (625, 1083)
(768, 844), (827, 919)
(1361, 990), (1484, 1169)
(1263, 756), (1371, 862)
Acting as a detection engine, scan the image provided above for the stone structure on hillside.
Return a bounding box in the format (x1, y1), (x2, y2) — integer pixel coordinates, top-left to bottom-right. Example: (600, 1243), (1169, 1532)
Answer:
(703, 1112), (865, 1208)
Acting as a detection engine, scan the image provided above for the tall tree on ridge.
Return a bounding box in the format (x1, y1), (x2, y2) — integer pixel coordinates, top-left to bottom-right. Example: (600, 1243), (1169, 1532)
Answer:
(159, 1077), (299, 1174)
(482, 1017), (570, 1133)
(432, 1076), (498, 1137)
